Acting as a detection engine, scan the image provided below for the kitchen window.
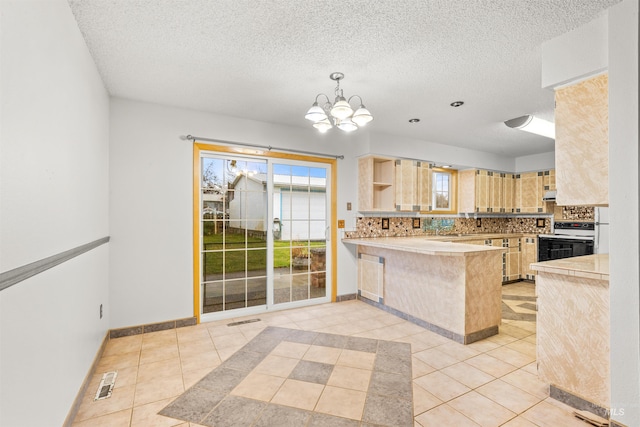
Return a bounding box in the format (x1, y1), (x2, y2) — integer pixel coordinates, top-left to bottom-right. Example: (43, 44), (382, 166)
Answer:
(431, 168), (458, 213)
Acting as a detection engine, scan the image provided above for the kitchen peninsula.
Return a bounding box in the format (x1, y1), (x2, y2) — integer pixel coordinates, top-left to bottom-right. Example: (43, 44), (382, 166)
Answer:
(344, 237), (504, 344)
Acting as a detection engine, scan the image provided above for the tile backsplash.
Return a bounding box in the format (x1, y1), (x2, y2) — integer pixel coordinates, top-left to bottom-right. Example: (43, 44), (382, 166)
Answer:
(344, 216), (551, 238)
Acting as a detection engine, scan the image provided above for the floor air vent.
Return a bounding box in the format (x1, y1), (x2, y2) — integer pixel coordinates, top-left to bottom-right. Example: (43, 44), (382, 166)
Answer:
(227, 318), (260, 327)
(94, 371), (118, 401)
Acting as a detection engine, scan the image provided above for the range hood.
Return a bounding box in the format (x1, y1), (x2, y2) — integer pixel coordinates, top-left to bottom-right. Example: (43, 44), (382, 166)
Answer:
(543, 190), (557, 201)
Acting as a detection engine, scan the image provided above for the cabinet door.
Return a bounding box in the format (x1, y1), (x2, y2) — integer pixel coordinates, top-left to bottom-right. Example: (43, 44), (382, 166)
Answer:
(521, 236), (537, 281)
(475, 170), (492, 213)
(555, 74), (608, 206)
(507, 238), (521, 282)
(517, 172), (544, 213)
(457, 169), (477, 213)
(417, 162), (433, 211)
(395, 159), (419, 211)
(358, 157), (374, 211)
(490, 173), (504, 213)
(543, 169), (556, 191)
(503, 173), (515, 213)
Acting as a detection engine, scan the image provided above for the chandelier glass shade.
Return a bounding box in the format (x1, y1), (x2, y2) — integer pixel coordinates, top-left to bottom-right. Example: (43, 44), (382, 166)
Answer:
(305, 72), (373, 133)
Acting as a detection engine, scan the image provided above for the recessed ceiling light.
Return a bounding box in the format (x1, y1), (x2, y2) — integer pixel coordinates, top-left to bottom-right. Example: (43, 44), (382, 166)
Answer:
(441, 165), (452, 168)
(408, 118), (420, 123)
(450, 101), (464, 107)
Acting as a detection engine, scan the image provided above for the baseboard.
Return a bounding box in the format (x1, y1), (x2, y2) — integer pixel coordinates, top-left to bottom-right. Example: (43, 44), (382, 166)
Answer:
(549, 384), (610, 420)
(63, 330), (109, 427)
(335, 293), (357, 302)
(109, 316), (197, 338)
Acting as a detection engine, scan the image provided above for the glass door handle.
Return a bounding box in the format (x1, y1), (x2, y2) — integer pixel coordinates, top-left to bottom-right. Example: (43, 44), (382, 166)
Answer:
(325, 226), (331, 241)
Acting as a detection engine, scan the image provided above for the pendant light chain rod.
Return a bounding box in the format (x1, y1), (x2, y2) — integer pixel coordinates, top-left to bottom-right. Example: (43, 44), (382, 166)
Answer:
(182, 135), (344, 160)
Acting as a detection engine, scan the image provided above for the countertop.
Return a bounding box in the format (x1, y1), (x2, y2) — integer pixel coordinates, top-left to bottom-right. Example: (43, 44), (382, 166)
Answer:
(342, 236), (506, 257)
(531, 254), (609, 281)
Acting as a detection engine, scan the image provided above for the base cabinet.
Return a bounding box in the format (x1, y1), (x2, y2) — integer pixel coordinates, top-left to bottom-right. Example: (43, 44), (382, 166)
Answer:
(521, 236), (538, 281)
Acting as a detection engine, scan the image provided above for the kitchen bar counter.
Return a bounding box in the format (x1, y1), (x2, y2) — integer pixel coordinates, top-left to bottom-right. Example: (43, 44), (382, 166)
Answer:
(343, 237), (504, 344)
(342, 236), (505, 256)
(531, 254), (610, 416)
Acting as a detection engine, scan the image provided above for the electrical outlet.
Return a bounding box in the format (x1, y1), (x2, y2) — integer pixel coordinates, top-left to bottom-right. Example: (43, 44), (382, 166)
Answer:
(338, 219), (345, 228)
(100, 303), (103, 319)
(347, 202), (352, 211)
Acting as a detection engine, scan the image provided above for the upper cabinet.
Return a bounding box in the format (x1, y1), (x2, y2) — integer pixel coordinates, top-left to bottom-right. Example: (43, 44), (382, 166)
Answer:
(459, 169), (554, 213)
(555, 73), (608, 206)
(358, 156), (395, 211)
(394, 159), (435, 212)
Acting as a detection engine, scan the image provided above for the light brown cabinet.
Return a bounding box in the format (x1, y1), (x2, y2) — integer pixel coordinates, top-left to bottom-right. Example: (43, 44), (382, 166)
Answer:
(503, 173), (516, 213)
(515, 171), (544, 213)
(358, 156), (395, 211)
(555, 73), (608, 206)
(521, 235), (538, 281)
(394, 160), (433, 211)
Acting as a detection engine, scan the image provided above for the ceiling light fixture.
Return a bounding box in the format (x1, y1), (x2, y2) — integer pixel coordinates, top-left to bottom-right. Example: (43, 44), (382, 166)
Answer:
(450, 101), (464, 107)
(305, 72), (373, 133)
(504, 115), (555, 139)
(408, 118), (420, 123)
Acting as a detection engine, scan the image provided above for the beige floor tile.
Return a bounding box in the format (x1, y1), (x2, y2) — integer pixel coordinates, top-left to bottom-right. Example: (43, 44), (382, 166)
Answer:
(142, 330), (178, 350)
(394, 334), (434, 353)
(182, 367), (212, 389)
(260, 314), (296, 326)
(466, 338), (501, 353)
(271, 341), (311, 359)
(521, 400), (588, 427)
(327, 365), (372, 391)
(413, 371), (471, 402)
(294, 318), (327, 330)
(254, 354), (300, 377)
(486, 346), (535, 368)
(271, 379), (324, 410)
(413, 348), (459, 370)
(500, 370), (549, 399)
(412, 357), (437, 378)
(215, 344), (243, 361)
(211, 332), (248, 350)
(465, 354), (519, 378)
(97, 351), (140, 372)
(505, 339), (537, 358)
(207, 323), (242, 338)
(112, 365), (139, 390)
(179, 350), (221, 372)
(178, 340), (216, 358)
(508, 320), (537, 333)
(448, 391), (516, 426)
(336, 349), (376, 370)
(522, 334), (537, 344)
(434, 342), (481, 361)
(411, 331), (451, 348)
(103, 335), (143, 357)
(140, 345), (180, 365)
(412, 383), (443, 416)
(137, 358), (182, 383)
(302, 345), (342, 364)
(317, 322), (370, 336)
(315, 385), (367, 421)
(131, 397), (182, 427)
(521, 362), (537, 376)
(230, 372), (285, 401)
(241, 327), (265, 340)
(500, 416), (540, 427)
(415, 404), (481, 427)
(175, 325), (211, 343)
(72, 408), (132, 427)
(476, 379), (542, 413)
(134, 374), (184, 406)
(440, 362), (495, 389)
(75, 384), (136, 422)
(500, 323), (534, 339)
(486, 333), (519, 346)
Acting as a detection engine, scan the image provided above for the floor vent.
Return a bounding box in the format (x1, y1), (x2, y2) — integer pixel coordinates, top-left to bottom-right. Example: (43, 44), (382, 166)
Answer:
(227, 318), (261, 327)
(94, 371), (118, 401)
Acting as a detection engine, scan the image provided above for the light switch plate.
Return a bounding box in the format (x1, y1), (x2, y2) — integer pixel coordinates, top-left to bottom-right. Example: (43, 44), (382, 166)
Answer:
(338, 220), (345, 228)
(347, 202), (352, 211)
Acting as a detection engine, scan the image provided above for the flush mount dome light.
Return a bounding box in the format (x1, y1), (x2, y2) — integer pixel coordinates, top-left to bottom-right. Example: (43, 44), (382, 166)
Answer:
(305, 72), (373, 133)
(504, 115), (555, 139)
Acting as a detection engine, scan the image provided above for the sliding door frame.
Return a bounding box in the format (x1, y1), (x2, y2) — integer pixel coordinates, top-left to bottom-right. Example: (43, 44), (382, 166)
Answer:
(193, 142), (338, 323)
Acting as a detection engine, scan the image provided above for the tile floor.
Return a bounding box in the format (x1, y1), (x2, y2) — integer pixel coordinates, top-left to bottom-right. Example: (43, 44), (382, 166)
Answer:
(72, 282), (590, 427)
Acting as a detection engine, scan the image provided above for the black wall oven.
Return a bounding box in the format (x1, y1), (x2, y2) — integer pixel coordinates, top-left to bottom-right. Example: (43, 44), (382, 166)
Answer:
(537, 236), (594, 261)
(538, 222), (595, 262)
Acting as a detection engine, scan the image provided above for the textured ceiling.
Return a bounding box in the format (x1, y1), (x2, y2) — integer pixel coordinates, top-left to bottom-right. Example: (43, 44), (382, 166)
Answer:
(67, 0), (620, 158)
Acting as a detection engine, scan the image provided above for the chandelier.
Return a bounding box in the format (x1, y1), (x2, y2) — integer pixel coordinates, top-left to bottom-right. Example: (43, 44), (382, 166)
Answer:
(304, 72), (373, 133)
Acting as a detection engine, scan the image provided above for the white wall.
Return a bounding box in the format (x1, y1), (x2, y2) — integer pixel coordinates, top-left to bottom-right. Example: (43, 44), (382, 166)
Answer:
(514, 151), (555, 173)
(541, 13), (609, 89)
(608, 0), (640, 424)
(0, 0), (110, 425)
(109, 98), (366, 326)
(369, 132), (516, 172)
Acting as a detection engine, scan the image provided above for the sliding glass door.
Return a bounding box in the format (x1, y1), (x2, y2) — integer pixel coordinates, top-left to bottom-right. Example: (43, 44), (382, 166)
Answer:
(198, 153), (331, 321)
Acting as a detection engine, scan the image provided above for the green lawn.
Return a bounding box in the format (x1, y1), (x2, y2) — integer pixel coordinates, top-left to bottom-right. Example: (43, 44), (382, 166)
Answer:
(202, 232), (324, 274)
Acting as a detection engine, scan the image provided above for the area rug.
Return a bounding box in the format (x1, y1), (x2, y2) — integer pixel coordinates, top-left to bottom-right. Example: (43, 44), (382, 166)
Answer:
(160, 326), (413, 426)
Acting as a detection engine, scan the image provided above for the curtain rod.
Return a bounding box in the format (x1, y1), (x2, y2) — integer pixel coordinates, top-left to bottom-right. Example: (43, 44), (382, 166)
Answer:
(181, 135), (344, 160)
